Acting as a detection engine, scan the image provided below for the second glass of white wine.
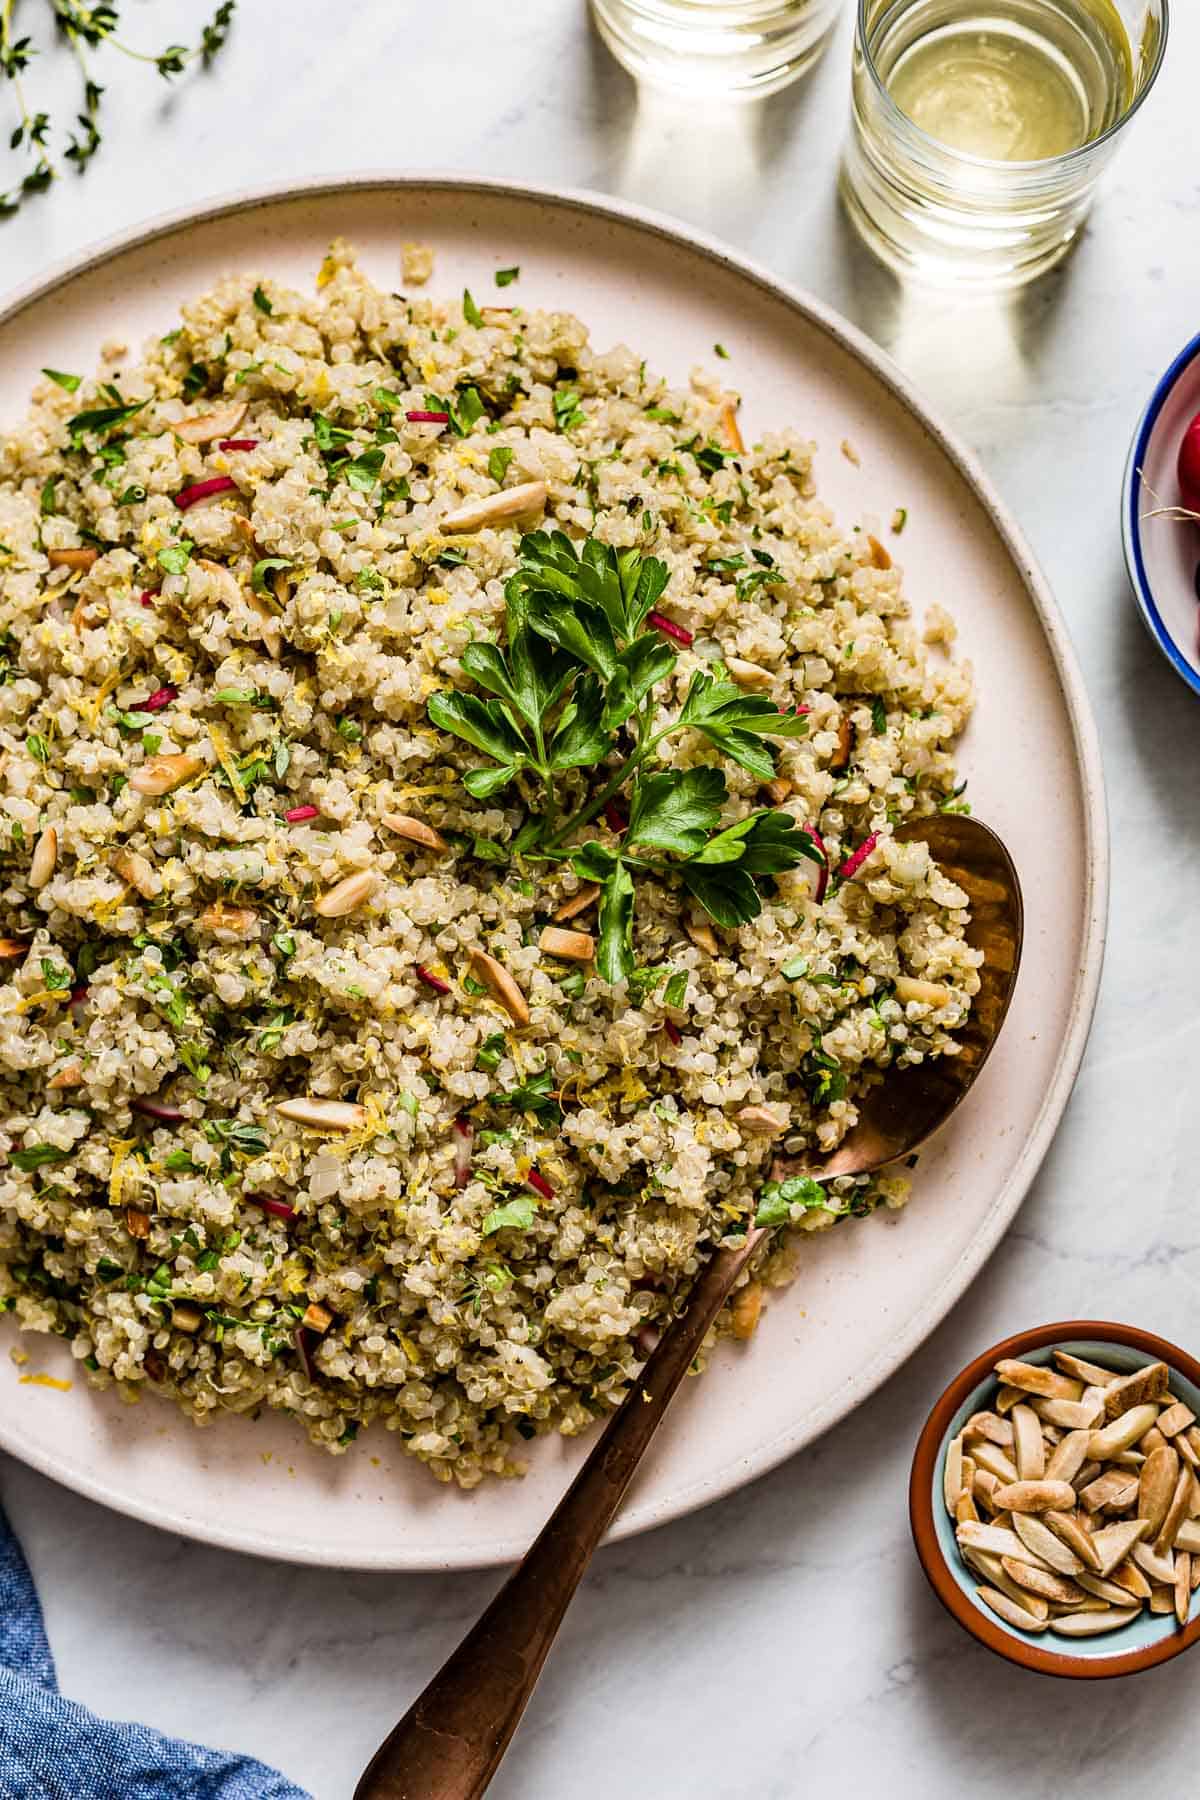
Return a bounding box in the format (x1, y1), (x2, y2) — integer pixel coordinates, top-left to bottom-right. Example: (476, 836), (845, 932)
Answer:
(590, 0), (845, 98)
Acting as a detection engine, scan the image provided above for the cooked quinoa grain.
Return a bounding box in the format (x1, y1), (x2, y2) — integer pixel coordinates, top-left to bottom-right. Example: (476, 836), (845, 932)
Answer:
(0, 243), (979, 1485)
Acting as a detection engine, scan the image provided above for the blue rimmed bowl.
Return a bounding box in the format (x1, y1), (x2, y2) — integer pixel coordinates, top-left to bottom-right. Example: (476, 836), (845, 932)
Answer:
(910, 1321), (1200, 1678)
(1123, 332), (1200, 695)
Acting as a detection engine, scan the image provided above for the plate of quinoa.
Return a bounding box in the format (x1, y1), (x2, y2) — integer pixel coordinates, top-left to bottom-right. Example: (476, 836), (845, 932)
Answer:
(0, 179), (1105, 1569)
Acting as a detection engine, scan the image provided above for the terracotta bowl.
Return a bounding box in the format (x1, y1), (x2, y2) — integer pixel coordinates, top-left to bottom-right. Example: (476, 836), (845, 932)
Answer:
(911, 1321), (1200, 1678)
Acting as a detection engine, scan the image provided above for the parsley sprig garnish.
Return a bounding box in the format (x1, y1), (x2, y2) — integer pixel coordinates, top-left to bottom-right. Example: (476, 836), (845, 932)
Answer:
(1, 2), (236, 220)
(427, 530), (822, 981)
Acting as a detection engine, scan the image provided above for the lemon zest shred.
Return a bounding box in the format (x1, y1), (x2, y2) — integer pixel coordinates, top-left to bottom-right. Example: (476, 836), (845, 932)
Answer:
(207, 722), (244, 802)
(108, 1137), (136, 1209)
(19, 1373), (72, 1392)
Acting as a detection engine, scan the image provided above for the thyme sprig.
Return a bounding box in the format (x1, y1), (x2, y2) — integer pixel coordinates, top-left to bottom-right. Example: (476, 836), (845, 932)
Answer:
(1, 0), (235, 218)
(427, 531), (823, 982)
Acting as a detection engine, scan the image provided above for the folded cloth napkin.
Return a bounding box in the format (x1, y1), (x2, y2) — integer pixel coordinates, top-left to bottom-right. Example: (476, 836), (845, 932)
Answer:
(0, 1498), (311, 1799)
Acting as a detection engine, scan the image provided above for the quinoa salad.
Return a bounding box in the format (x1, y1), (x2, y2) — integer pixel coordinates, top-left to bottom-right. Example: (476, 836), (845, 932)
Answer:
(0, 242), (980, 1485)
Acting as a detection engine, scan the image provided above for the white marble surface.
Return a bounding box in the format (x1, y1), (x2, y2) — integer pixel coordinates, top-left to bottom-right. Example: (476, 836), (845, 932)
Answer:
(3, 2), (1200, 1795)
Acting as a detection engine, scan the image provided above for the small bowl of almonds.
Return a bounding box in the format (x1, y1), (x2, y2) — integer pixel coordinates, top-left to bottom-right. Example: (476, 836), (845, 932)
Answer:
(910, 1322), (1200, 1677)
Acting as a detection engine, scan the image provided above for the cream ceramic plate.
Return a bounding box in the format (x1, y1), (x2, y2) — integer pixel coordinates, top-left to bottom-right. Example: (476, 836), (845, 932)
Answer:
(0, 177), (1106, 1570)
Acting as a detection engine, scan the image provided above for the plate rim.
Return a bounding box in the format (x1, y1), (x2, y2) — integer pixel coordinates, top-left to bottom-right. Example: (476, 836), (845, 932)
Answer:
(0, 172), (1109, 1570)
(1121, 327), (1200, 699)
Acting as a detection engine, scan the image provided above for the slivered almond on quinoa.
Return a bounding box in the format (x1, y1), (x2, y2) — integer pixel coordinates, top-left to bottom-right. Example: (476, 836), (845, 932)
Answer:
(381, 813), (449, 852)
(468, 949), (529, 1026)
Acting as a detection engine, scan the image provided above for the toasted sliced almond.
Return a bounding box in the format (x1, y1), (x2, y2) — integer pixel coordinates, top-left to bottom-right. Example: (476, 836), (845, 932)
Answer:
(1075, 1570), (1139, 1606)
(1087, 1403), (1161, 1461)
(0, 937), (31, 960)
(1001, 1557), (1086, 1605)
(276, 1097), (367, 1132)
(1052, 1606), (1139, 1637)
(379, 812), (449, 852)
(1089, 1519), (1150, 1577)
(552, 883), (601, 923)
(302, 1301), (334, 1334)
(173, 1302), (203, 1333)
(1175, 1551), (1191, 1626)
(994, 1383), (1023, 1414)
(198, 901), (258, 938)
(976, 1586), (1047, 1633)
(1157, 1401), (1196, 1439)
(1045, 1430), (1093, 1485)
(730, 1280), (763, 1340)
(944, 1434), (964, 1516)
(124, 1205), (150, 1239)
(970, 1441), (1020, 1486)
(130, 753), (205, 796)
(725, 656), (775, 692)
(956, 1460), (979, 1525)
(1174, 1519), (1200, 1554)
(47, 546), (99, 571)
(964, 1410), (1014, 1449)
(957, 1521), (1027, 1560)
(1041, 1511), (1102, 1572)
(1137, 1444), (1179, 1536)
(1105, 1558), (1151, 1602)
(763, 777), (793, 806)
(47, 1059), (84, 1090)
(994, 1360), (1083, 1403)
(974, 1469), (1001, 1513)
(718, 401), (744, 454)
(172, 399), (248, 444)
(539, 926), (594, 963)
(893, 975), (953, 1008)
(829, 713), (853, 773)
(1140, 1425), (1168, 1456)
(1112, 1449), (1146, 1468)
(112, 847), (161, 899)
(684, 914), (719, 956)
(992, 1479), (1076, 1515)
(469, 948), (530, 1026)
(866, 533), (892, 571)
(735, 1105), (790, 1135)
(1032, 1394), (1105, 1430)
(1149, 1585), (1175, 1614)
(1154, 1468), (1194, 1555)
(1103, 1362), (1170, 1420)
(1053, 1350), (1120, 1386)
(1192, 1556), (1200, 1592)
(29, 825), (57, 889)
(1079, 1469), (1140, 1513)
(1179, 1431), (1200, 1471)
(1132, 1540), (1176, 1585)
(1011, 1404), (1045, 1481)
(971, 1557), (1049, 1620)
(314, 870), (378, 918)
(440, 480), (548, 533)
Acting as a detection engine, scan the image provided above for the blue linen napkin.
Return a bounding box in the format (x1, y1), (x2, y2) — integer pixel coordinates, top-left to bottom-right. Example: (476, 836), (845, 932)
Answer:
(0, 1498), (311, 1799)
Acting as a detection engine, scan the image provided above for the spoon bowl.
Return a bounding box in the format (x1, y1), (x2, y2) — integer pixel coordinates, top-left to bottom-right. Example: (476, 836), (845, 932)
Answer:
(356, 813), (1023, 1800)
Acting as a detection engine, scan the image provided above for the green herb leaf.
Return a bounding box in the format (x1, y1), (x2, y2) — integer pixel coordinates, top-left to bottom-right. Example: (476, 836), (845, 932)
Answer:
(482, 1195), (536, 1235)
(25, 732), (50, 763)
(428, 690), (529, 770)
(67, 398), (148, 442)
(42, 368), (82, 393)
(156, 541), (194, 576)
(626, 767), (726, 857)
(494, 266), (520, 288)
(548, 673), (612, 770)
(488, 445), (514, 485)
(251, 556), (291, 593)
(596, 859), (635, 984)
(11, 1144), (71, 1172)
(462, 288), (484, 329)
(680, 862), (760, 929)
(252, 284), (272, 315)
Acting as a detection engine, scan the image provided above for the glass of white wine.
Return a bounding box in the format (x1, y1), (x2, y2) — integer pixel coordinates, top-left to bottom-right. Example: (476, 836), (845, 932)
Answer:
(840, 0), (1168, 288)
(590, 0), (845, 98)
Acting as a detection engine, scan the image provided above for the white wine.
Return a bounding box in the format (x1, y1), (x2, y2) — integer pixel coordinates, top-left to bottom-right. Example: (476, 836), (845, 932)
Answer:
(589, 0), (842, 99)
(878, 0), (1134, 161)
(840, 0), (1163, 288)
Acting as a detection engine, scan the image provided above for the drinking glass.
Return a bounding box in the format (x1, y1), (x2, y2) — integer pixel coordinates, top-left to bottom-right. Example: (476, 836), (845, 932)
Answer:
(839, 0), (1168, 289)
(590, 0), (844, 97)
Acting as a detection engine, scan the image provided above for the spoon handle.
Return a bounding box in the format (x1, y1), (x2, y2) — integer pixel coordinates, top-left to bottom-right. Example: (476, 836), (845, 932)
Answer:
(354, 1228), (763, 1800)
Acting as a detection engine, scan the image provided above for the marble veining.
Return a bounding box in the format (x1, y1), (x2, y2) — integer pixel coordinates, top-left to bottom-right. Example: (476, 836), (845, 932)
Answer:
(3, 0), (1200, 1793)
